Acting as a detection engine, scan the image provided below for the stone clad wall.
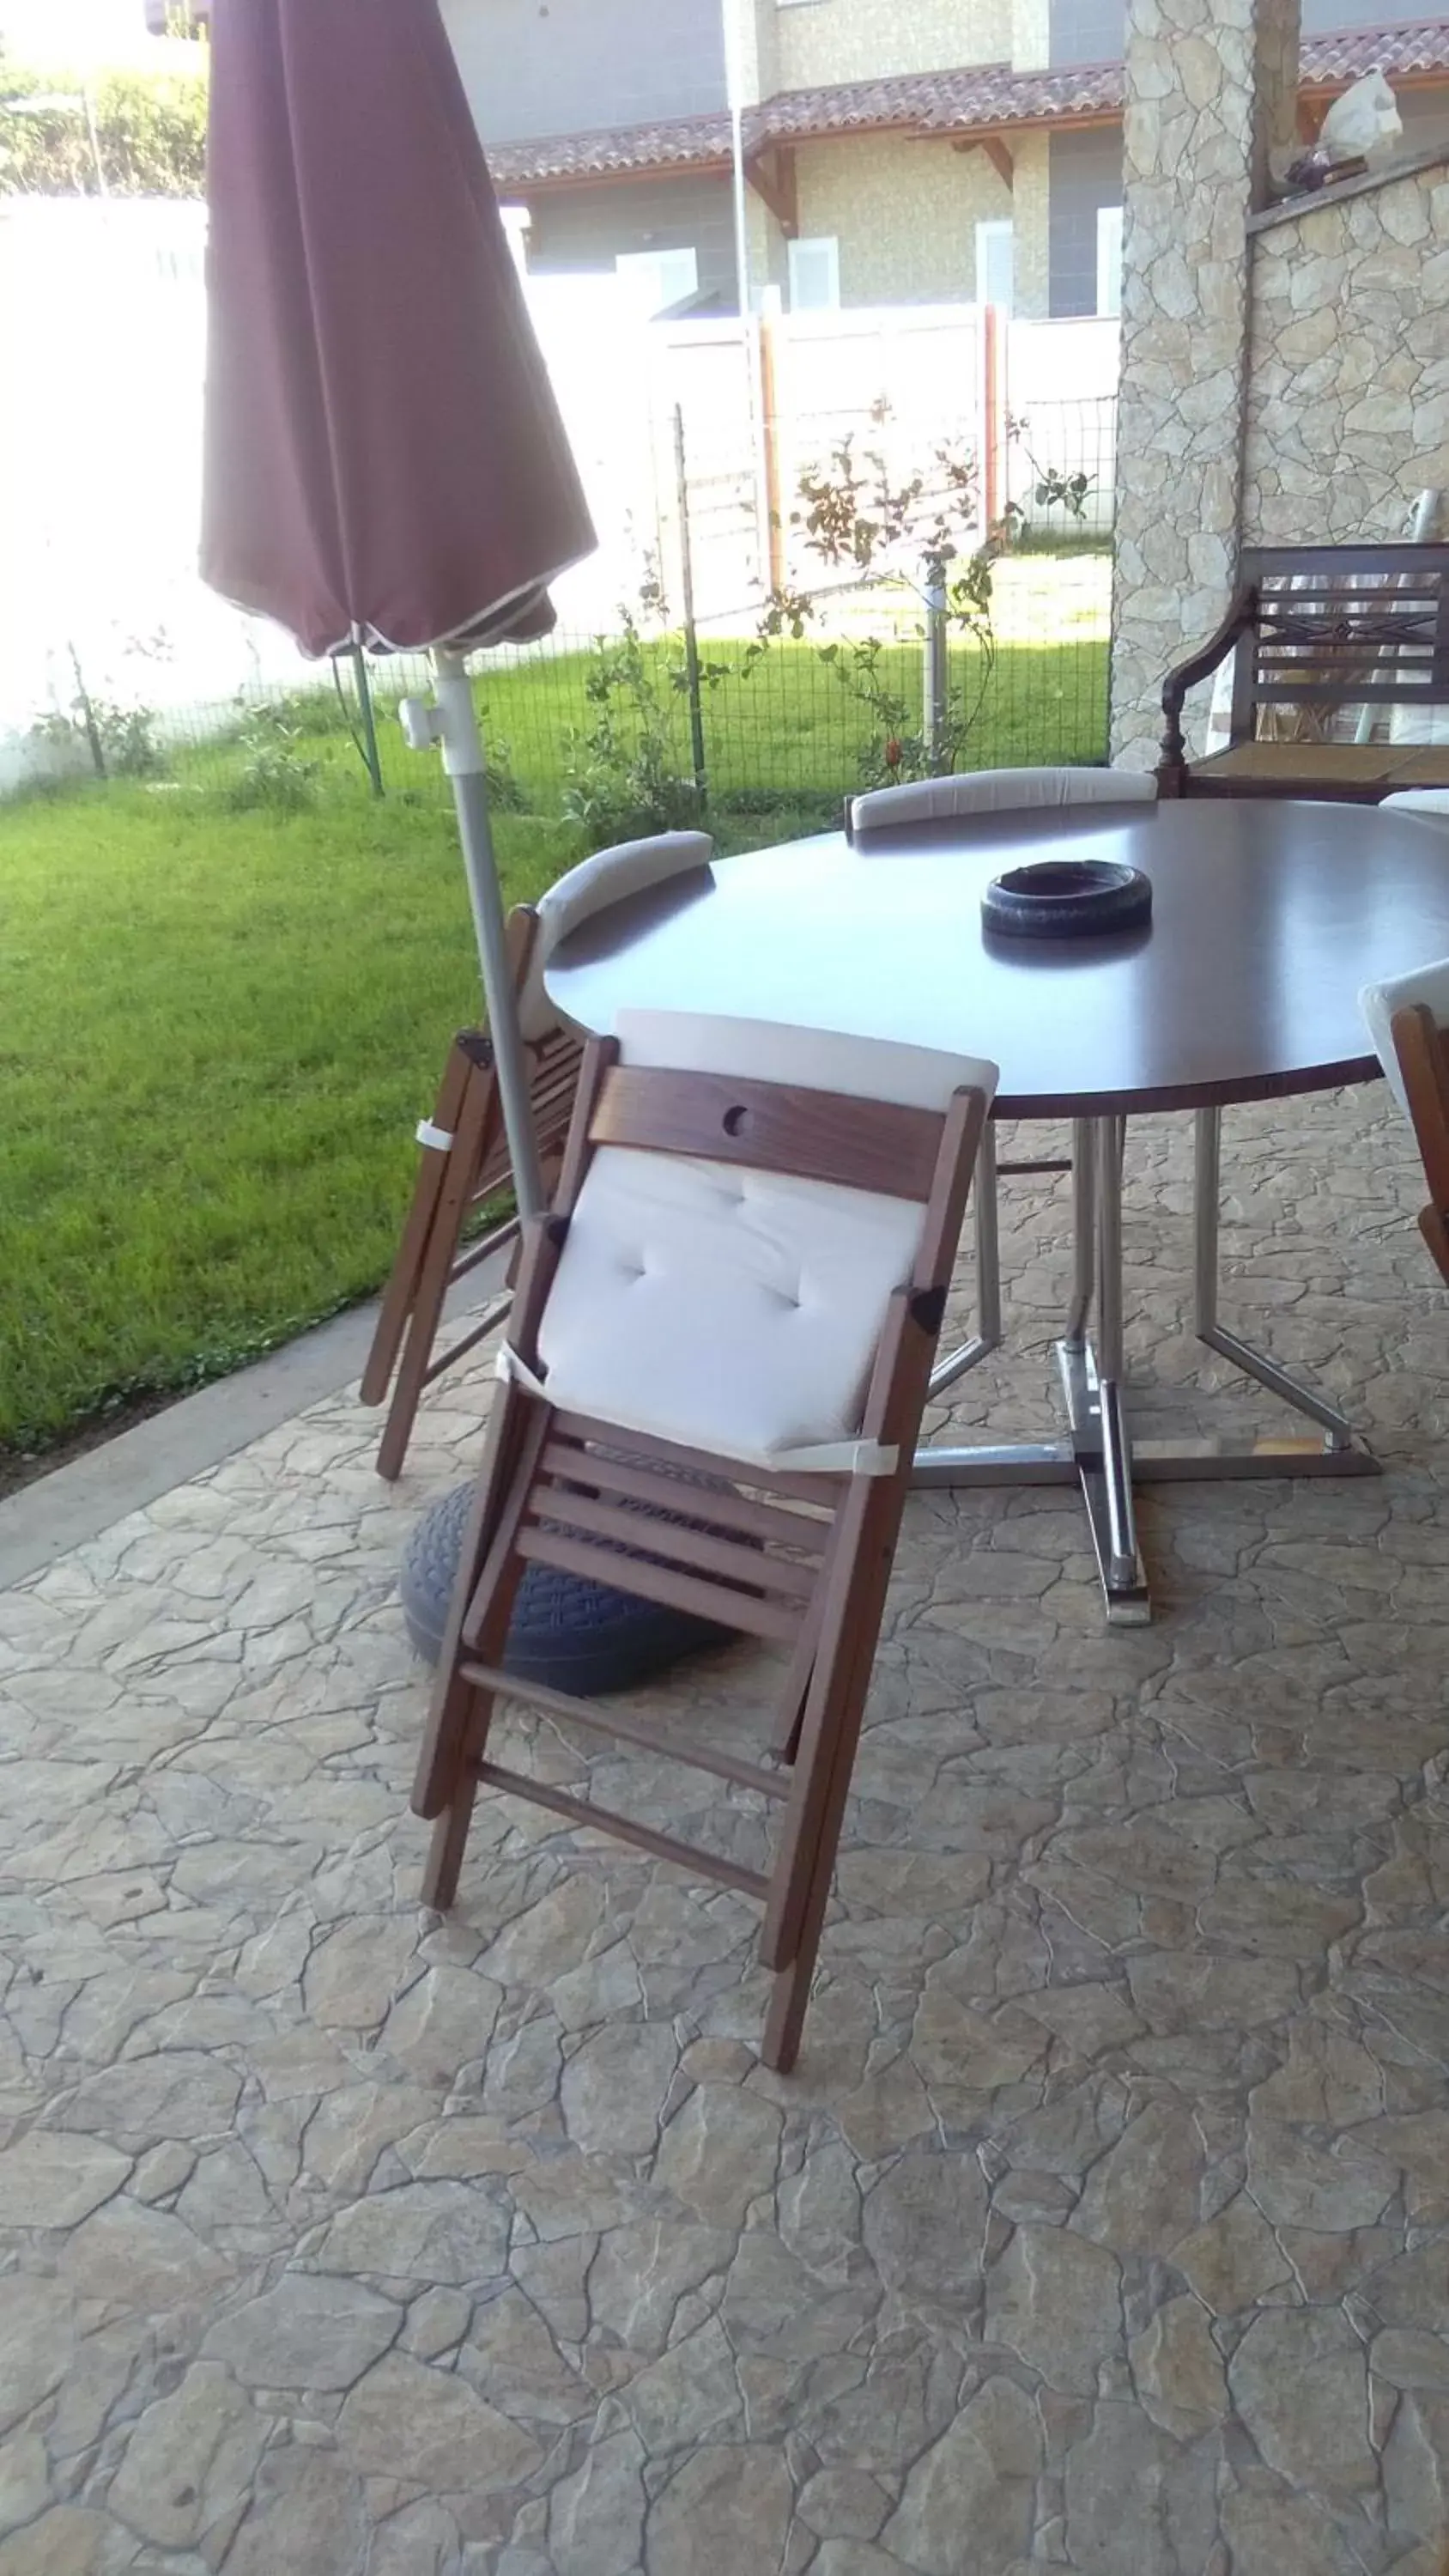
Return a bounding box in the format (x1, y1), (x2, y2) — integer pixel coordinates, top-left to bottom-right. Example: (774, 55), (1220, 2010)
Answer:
(1244, 163), (1449, 544)
(1108, 0), (1299, 769)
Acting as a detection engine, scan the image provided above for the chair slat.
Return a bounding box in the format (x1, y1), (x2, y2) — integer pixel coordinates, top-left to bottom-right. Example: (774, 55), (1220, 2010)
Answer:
(526, 1482), (818, 1601)
(590, 1066), (943, 1200)
(474, 1760), (772, 1899)
(549, 1410), (850, 1503)
(515, 1525), (801, 1642)
(539, 1439), (831, 1550)
(458, 1661), (790, 1798)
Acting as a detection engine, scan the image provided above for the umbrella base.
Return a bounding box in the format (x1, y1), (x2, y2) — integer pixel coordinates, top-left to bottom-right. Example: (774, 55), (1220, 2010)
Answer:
(401, 1480), (736, 1692)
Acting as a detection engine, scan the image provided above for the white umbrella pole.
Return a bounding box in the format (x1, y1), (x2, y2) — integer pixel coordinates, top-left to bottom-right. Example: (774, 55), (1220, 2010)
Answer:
(402, 650), (545, 1221)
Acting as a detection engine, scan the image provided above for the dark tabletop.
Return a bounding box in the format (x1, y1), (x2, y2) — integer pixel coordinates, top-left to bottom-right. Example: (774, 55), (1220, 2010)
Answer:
(543, 797), (1449, 1118)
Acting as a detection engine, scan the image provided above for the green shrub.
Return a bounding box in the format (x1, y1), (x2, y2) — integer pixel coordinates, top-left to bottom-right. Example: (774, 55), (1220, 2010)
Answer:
(218, 708), (318, 813)
(0, 57), (208, 197)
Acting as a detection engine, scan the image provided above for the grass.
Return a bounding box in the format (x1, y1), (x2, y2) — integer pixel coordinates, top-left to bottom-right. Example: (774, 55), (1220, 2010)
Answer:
(3, 618), (1107, 1460)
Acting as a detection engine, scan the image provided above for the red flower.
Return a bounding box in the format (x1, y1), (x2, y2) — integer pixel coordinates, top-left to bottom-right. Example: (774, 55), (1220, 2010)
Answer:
(884, 737), (903, 769)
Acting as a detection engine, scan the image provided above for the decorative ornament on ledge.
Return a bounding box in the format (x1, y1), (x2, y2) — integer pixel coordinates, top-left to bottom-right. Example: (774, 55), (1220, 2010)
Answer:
(1273, 70), (1402, 197)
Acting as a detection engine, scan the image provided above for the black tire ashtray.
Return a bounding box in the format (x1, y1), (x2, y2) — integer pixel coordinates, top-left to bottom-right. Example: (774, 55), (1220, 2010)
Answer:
(982, 858), (1152, 939)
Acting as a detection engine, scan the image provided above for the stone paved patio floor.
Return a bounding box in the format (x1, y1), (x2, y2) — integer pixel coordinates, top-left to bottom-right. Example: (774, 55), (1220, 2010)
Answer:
(2, 1085), (1448, 2575)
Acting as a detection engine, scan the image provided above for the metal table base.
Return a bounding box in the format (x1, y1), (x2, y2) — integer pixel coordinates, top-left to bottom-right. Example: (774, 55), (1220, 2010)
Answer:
(915, 1110), (1378, 1625)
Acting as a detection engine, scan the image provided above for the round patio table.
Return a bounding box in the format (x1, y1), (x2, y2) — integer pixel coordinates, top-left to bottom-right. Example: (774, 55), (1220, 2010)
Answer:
(546, 795), (1449, 1624)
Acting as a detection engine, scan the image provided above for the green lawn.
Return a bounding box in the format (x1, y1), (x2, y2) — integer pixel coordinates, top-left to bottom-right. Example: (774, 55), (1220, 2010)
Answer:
(3, 624), (1107, 1461)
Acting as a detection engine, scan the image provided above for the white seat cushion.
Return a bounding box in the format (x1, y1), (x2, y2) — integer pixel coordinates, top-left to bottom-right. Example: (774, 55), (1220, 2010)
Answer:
(1381, 790), (1449, 823)
(517, 832), (714, 1037)
(534, 1011), (997, 1472)
(851, 767), (1156, 835)
(1358, 956), (1449, 1115)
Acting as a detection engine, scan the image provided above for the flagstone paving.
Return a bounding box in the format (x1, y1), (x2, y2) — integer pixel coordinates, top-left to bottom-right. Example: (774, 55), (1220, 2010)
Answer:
(1, 1084), (1447, 2575)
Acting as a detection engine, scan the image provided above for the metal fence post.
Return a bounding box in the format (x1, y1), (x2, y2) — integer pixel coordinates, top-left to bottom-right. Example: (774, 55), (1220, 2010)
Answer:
(351, 643), (385, 797)
(923, 550), (949, 774)
(673, 404), (708, 803)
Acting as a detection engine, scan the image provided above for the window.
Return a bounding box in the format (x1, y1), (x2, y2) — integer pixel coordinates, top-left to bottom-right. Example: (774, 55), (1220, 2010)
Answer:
(1095, 205), (1123, 317)
(615, 246), (700, 319)
(788, 235), (841, 312)
(974, 219), (1014, 313)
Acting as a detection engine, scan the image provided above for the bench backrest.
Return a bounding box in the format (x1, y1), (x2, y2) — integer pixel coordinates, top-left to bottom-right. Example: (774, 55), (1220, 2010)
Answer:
(1228, 545), (1449, 744)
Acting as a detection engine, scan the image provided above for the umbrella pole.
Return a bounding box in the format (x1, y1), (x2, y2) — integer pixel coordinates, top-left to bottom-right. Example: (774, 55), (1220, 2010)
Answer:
(419, 650), (545, 1222)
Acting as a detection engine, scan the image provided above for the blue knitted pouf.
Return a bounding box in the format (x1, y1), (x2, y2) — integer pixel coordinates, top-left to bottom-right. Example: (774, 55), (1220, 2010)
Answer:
(400, 1477), (736, 1693)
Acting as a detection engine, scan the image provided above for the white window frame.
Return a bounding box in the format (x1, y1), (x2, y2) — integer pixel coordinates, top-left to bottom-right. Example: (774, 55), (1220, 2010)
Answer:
(1095, 204), (1124, 317)
(787, 234), (841, 312)
(974, 217), (1015, 314)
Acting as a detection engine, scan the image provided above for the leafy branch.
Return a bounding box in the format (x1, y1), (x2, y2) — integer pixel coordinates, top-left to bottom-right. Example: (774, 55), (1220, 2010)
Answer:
(746, 398), (1003, 787)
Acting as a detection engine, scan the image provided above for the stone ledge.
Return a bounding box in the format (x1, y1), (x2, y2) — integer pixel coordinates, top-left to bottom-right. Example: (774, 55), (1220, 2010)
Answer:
(1250, 138), (1449, 233)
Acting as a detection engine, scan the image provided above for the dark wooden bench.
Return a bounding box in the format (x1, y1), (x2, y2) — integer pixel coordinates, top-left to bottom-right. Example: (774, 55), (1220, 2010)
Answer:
(1158, 543), (1449, 801)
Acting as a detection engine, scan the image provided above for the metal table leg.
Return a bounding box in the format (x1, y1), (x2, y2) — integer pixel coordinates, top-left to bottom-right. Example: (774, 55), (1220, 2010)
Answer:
(1063, 1115), (1151, 1623)
(929, 1122), (1003, 1398)
(1192, 1107), (1357, 1449)
(912, 1106), (1378, 1625)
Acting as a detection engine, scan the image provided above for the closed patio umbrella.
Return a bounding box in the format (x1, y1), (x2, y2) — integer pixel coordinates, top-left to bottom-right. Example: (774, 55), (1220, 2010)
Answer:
(201, 0), (596, 1213)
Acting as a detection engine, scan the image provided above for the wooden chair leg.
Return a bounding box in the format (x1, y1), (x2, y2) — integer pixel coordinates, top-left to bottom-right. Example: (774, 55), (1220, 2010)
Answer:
(422, 1729), (487, 1909)
(1419, 1203), (1449, 1287)
(416, 1412), (550, 1906)
(374, 1051), (503, 1480)
(761, 1599), (883, 2075)
(412, 1395), (549, 1822)
(759, 1479), (908, 2073)
(362, 1038), (476, 1406)
(766, 1542), (835, 1764)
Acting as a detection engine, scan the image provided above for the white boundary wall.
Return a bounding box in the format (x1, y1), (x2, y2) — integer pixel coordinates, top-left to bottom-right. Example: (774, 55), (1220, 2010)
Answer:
(1, 196), (1120, 768)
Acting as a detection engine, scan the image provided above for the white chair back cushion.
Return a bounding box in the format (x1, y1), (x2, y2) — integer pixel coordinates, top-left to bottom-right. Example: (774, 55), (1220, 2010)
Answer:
(1381, 790), (1449, 823)
(1358, 956), (1449, 1116)
(535, 1011), (998, 1471)
(517, 832), (714, 1038)
(850, 768), (1156, 835)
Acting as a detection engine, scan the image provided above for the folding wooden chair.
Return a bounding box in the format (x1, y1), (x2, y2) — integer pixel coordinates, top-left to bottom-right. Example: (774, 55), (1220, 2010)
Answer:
(846, 766), (1157, 835)
(412, 1007), (997, 2072)
(1360, 957), (1449, 1286)
(361, 830), (713, 1479)
(846, 767), (1155, 1391)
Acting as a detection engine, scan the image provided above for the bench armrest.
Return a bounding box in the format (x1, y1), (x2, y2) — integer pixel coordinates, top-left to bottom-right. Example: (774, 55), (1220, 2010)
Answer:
(1157, 586), (1255, 786)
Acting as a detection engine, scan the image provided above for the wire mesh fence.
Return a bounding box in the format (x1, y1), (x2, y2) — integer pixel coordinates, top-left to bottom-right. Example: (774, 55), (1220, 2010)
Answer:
(17, 543), (1111, 838)
(9, 387), (1115, 838)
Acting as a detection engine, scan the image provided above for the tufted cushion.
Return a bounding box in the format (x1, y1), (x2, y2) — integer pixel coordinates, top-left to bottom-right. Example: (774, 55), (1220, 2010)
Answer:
(1358, 956), (1449, 1116)
(1381, 790), (1449, 823)
(533, 1010), (997, 1472)
(516, 832), (714, 1038)
(850, 767), (1156, 835)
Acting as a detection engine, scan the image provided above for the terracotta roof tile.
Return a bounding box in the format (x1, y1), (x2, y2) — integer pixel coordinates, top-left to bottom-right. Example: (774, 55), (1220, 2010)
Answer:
(1300, 14), (1449, 81)
(489, 110), (732, 185)
(488, 19), (1449, 187)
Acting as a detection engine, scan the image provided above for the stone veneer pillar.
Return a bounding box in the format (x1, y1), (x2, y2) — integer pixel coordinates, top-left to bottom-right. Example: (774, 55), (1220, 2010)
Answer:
(1109, 0), (1300, 769)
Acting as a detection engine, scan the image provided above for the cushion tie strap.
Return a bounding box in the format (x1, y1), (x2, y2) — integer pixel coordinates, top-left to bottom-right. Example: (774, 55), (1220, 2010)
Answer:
(493, 1345), (897, 1479)
(416, 1119), (455, 1151)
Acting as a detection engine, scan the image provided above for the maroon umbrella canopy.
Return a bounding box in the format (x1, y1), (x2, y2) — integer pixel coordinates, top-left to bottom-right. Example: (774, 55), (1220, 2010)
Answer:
(201, 0), (596, 657)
